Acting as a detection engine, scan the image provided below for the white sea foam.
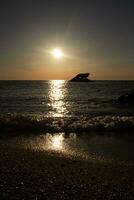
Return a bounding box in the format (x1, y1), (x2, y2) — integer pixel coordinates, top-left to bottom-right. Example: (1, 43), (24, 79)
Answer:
(0, 114), (134, 133)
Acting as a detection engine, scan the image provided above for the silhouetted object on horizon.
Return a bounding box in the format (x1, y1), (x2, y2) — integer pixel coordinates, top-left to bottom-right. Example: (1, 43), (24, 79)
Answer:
(116, 90), (134, 105)
(70, 73), (93, 82)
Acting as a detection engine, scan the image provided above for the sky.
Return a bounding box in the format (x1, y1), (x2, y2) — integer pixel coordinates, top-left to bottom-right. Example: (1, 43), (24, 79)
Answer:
(0, 0), (134, 80)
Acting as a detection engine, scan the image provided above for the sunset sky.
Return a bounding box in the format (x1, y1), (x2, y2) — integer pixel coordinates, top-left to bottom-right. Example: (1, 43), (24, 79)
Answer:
(1, 0), (134, 80)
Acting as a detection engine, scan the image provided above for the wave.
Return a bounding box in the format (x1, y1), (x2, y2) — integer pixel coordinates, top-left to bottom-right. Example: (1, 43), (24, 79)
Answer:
(0, 114), (134, 137)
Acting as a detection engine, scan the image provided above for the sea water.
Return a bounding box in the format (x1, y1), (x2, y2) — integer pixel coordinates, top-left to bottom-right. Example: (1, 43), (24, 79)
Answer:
(0, 80), (134, 161)
(0, 80), (134, 117)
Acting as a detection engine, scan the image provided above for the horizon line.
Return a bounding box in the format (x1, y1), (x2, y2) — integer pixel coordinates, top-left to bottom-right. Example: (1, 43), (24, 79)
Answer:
(0, 79), (134, 81)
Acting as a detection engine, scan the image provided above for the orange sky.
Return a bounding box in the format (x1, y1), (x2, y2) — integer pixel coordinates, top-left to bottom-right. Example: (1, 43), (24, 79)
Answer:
(0, 62), (134, 80)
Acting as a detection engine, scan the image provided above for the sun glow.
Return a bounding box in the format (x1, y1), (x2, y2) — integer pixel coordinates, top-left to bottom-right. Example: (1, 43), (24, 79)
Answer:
(52, 48), (63, 59)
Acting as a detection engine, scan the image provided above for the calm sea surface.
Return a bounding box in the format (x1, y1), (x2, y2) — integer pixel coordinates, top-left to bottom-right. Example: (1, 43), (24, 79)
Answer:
(0, 80), (134, 161)
(0, 80), (134, 116)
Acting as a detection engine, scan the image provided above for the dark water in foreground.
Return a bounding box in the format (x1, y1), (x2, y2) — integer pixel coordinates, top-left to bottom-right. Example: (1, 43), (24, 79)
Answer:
(0, 80), (134, 162)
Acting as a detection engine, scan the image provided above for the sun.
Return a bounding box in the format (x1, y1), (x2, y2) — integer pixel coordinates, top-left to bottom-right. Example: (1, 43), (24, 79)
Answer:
(52, 48), (63, 59)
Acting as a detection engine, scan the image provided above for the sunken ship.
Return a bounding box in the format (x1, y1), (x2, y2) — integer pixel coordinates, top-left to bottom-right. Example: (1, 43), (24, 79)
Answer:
(70, 73), (93, 82)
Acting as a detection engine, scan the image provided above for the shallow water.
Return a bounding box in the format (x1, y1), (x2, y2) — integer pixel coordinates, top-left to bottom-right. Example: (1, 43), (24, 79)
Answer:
(4, 132), (134, 162)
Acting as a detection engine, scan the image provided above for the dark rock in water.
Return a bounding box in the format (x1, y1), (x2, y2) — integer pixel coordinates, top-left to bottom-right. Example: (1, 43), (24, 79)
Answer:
(116, 91), (134, 105)
(70, 73), (93, 82)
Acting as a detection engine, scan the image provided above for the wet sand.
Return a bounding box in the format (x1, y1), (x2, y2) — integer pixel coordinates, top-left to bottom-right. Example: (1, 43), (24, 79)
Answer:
(0, 144), (134, 200)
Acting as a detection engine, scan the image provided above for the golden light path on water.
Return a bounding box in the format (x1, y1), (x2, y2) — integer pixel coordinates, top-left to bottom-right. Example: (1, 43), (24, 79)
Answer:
(29, 81), (85, 157)
(48, 80), (68, 117)
(33, 80), (86, 157)
(35, 133), (79, 155)
(45, 133), (78, 154)
(45, 80), (69, 152)
(44, 81), (82, 154)
(9, 132), (90, 159)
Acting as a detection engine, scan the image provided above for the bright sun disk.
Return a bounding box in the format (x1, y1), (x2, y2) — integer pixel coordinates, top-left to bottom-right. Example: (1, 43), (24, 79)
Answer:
(52, 48), (63, 59)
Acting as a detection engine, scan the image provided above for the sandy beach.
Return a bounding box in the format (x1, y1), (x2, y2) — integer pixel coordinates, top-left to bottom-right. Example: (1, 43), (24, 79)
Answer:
(0, 142), (134, 200)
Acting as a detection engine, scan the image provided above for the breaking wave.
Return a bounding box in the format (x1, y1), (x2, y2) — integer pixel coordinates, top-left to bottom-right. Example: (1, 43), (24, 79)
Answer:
(0, 114), (134, 137)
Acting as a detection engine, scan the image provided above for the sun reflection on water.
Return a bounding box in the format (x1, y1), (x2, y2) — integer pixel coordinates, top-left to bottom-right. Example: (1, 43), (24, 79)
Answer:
(48, 80), (68, 117)
(36, 133), (77, 153)
(51, 133), (64, 150)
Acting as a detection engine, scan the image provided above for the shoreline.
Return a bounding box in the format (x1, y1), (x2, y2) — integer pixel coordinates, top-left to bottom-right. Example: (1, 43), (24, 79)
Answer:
(1, 115), (134, 138)
(0, 143), (134, 199)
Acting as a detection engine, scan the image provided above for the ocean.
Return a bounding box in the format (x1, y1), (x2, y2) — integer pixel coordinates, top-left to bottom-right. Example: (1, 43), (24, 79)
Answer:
(0, 80), (134, 117)
(0, 80), (134, 161)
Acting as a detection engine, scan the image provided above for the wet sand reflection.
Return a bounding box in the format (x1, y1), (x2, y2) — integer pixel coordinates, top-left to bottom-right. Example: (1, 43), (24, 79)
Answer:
(37, 133), (77, 153)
